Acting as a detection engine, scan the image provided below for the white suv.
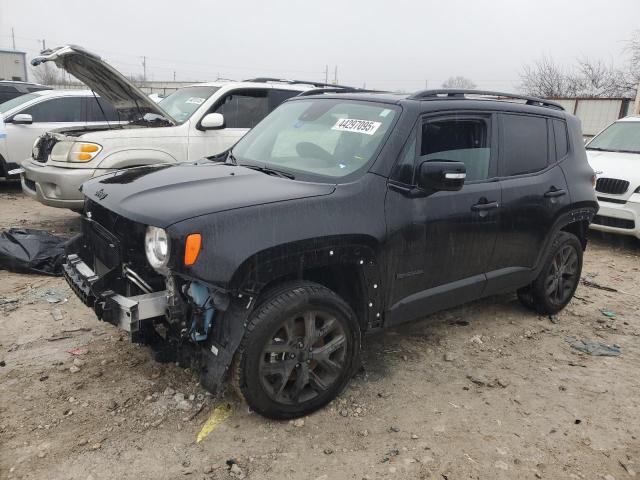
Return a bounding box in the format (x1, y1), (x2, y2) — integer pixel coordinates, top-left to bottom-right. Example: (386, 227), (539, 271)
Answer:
(586, 116), (640, 239)
(0, 89), (114, 178)
(21, 45), (342, 210)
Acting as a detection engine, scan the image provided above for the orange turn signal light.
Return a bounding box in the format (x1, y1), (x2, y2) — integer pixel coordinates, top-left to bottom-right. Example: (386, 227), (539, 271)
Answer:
(77, 152), (92, 161)
(184, 233), (202, 266)
(80, 144), (100, 153)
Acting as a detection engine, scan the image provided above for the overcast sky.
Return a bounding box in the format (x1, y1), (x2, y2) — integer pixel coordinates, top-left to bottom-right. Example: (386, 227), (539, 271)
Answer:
(1, 0), (639, 92)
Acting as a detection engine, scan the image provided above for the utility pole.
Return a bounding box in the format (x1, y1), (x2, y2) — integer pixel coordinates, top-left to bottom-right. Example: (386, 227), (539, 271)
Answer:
(11, 28), (16, 50)
(173, 71), (176, 82)
(142, 56), (147, 83)
(333, 66), (338, 85)
(324, 65), (328, 84)
(40, 39), (46, 51)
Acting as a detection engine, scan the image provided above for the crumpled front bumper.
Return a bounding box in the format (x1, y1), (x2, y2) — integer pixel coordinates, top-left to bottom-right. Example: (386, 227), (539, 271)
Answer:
(63, 253), (168, 333)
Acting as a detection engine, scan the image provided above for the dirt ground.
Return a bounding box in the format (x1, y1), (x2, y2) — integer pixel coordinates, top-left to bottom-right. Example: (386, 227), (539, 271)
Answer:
(1, 181), (639, 480)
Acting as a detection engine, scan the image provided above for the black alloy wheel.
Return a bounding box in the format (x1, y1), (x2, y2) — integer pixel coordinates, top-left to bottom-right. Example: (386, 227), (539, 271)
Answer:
(232, 281), (360, 419)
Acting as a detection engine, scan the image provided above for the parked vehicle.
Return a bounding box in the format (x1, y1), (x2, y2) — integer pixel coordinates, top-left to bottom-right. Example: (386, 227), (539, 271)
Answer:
(22, 45), (343, 210)
(0, 80), (51, 103)
(0, 89), (116, 179)
(586, 116), (640, 239)
(63, 89), (598, 419)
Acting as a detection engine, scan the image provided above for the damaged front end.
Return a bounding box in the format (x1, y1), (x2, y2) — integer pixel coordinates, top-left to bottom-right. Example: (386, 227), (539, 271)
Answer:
(63, 200), (248, 392)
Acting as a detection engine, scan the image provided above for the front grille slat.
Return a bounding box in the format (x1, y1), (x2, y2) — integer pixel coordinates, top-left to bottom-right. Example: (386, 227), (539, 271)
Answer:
(595, 177), (629, 195)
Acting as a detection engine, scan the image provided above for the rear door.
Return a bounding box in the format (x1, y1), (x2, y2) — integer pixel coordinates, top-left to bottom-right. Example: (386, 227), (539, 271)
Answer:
(7, 96), (85, 164)
(485, 113), (570, 292)
(84, 96), (122, 126)
(385, 112), (501, 324)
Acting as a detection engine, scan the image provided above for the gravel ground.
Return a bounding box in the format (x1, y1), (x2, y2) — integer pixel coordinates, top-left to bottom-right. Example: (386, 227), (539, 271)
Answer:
(1, 182), (639, 480)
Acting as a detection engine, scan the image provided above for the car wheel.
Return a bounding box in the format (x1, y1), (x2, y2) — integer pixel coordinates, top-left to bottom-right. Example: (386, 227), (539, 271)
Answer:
(521, 231), (583, 315)
(231, 281), (361, 419)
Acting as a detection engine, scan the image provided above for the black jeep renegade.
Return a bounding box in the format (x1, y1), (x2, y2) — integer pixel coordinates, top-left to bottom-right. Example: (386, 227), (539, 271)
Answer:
(64, 89), (598, 419)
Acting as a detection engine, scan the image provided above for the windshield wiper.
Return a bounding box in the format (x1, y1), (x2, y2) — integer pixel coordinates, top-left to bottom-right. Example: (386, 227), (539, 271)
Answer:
(241, 164), (295, 180)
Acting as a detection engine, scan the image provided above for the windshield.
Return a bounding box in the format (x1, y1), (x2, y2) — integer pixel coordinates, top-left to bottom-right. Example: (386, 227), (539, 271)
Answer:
(232, 98), (398, 179)
(0, 93), (40, 114)
(587, 121), (640, 154)
(158, 86), (219, 124)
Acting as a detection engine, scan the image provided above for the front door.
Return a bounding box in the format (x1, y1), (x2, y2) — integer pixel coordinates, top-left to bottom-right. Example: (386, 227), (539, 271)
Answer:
(384, 112), (501, 325)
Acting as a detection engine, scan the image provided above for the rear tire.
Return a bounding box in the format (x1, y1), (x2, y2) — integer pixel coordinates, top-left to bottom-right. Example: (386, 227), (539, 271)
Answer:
(231, 281), (361, 419)
(518, 231), (583, 315)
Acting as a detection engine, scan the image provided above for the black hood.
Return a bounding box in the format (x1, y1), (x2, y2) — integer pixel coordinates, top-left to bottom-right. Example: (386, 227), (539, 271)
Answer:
(82, 163), (336, 228)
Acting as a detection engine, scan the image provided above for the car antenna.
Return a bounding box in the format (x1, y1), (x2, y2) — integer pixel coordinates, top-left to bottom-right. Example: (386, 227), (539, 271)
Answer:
(90, 89), (111, 129)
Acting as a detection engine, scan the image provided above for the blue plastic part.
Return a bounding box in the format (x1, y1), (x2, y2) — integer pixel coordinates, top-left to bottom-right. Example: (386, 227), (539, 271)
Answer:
(187, 281), (215, 342)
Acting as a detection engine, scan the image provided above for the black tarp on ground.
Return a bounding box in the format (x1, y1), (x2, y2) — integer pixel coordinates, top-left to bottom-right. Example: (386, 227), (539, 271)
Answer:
(0, 229), (76, 276)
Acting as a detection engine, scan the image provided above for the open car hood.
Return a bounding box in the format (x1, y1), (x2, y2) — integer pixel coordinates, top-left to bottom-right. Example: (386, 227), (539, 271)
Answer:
(31, 45), (176, 125)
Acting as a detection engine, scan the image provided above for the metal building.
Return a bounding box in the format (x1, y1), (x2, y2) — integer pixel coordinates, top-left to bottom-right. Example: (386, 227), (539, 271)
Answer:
(0, 49), (28, 81)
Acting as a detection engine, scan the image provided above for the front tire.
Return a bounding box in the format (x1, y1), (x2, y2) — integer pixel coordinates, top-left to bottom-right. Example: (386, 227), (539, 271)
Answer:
(232, 281), (361, 419)
(518, 231), (583, 315)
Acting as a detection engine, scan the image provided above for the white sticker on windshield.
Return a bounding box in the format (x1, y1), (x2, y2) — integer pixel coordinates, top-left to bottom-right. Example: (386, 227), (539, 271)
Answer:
(185, 97), (205, 105)
(379, 109), (391, 117)
(332, 118), (382, 135)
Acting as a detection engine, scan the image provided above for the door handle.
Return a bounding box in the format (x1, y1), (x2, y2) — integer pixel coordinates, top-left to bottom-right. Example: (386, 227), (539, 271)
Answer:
(544, 188), (567, 198)
(471, 201), (499, 211)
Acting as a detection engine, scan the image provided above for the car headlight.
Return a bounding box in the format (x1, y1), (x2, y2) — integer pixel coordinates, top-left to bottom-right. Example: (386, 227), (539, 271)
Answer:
(50, 141), (102, 162)
(145, 226), (170, 270)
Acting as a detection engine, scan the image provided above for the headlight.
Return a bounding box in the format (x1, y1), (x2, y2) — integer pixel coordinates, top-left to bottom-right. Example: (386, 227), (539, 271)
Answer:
(50, 141), (102, 162)
(145, 226), (170, 270)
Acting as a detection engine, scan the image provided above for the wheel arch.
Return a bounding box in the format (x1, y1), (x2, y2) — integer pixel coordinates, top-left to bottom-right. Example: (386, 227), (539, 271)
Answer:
(95, 148), (178, 170)
(229, 234), (385, 332)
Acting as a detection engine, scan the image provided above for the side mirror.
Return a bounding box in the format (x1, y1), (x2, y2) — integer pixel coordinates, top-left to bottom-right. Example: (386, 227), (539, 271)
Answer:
(12, 113), (33, 125)
(200, 113), (224, 130)
(416, 160), (466, 192)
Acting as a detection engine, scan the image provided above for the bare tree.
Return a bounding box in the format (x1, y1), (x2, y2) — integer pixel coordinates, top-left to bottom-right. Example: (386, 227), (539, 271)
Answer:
(520, 31), (640, 98)
(442, 76), (476, 89)
(30, 62), (65, 86)
(519, 56), (572, 97)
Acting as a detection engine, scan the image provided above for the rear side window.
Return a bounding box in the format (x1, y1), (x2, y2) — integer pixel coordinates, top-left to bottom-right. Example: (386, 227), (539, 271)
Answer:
(213, 90), (269, 129)
(420, 116), (492, 182)
(269, 90), (300, 110)
(22, 97), (83, 122)
(553, 119), (569, 159)
(85, 96), (120, 122)
(501, 114), (548, 176)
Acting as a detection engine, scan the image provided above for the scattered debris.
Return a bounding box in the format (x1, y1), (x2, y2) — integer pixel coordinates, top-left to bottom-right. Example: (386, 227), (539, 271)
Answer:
(293, 418), (305, 428)
(581, 278), (617, 292)
(50, 308), (64, 321)
(47, 334), (72, 342)
(601, 309), (616, 319)
(196, 403), (233, 443)
(67, 347), (88, 356)
(565, 337), (621, 357)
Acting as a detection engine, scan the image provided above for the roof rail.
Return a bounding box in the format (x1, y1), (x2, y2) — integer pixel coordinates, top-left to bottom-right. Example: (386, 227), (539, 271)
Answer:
(297, 87), (385, 97)
(244, 77), (356, 90)
(408, 89), (564, 111)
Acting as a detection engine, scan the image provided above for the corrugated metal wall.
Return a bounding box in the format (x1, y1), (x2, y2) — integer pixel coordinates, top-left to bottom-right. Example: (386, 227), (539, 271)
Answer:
(550, 98), (629, 138)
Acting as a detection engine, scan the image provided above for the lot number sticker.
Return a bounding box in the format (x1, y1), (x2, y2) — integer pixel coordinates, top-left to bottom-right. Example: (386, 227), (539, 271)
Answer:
(332, 118), (382, 135)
